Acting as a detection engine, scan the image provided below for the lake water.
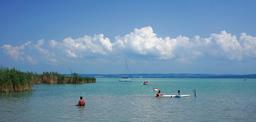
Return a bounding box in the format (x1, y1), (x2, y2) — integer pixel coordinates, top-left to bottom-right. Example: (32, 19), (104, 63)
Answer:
(1, 78), (256, 122)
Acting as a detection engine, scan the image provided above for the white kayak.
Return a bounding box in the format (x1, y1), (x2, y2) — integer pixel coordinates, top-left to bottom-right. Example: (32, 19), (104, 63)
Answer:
(161, 94), (190, 98)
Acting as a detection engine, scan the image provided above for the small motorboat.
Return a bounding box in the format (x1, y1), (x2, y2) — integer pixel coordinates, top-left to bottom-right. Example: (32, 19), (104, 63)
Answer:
(143, 80), (149, 85)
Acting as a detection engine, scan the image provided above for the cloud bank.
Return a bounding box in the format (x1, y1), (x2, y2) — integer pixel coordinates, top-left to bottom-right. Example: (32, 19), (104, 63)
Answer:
(1, 26), (256, 65)
(2, 41), (37, 65)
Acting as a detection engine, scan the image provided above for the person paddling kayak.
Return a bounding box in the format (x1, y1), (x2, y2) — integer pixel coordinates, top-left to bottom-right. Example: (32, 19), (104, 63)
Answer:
(77, 96), (86, 106)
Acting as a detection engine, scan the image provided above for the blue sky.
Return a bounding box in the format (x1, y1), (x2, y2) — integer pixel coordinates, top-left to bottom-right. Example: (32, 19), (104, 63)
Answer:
(0, 0), (256, 74)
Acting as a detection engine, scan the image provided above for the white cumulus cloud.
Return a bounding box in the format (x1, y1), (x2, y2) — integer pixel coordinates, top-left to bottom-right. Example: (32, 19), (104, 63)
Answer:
(240, 33), (256, 58)
(1, 41), (37, 65)
(34, 39), (58, 63)
(114, 26), (176, 59)
(211, 31), (243, 60)
(114, 26), (256, 61)
(51, 34), (112, 58)
(1, 26), (256, 65)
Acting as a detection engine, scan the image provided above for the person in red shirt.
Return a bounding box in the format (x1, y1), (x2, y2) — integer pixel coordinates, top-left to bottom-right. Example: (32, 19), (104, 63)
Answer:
(77, 96), (86, 106)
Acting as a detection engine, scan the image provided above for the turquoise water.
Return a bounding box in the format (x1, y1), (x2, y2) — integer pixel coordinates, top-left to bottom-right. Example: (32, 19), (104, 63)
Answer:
(1, 78), (256, 122)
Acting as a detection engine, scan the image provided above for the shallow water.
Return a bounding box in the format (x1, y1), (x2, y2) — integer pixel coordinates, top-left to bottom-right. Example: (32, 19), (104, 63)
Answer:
(1, 78), (256, 122)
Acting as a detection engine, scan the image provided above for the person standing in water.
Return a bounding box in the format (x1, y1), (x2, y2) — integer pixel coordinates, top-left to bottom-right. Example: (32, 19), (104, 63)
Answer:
(77, 96), (86, 106)
(155, 89), (161, 97)
(177, 90), (180, 95)
(193, 89), (197, 97)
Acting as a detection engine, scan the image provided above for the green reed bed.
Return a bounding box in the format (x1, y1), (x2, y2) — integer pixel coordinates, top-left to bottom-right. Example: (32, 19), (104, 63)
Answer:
(0, 68), (96, 93)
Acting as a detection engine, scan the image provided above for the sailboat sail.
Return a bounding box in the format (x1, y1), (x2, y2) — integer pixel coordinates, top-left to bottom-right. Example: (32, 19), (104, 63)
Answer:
(119, 59), (132, 82)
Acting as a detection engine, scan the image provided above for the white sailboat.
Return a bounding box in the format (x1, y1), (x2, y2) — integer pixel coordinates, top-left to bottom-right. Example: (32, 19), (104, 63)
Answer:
(119, 59), (132, 82)
(119, 76), (132, 82)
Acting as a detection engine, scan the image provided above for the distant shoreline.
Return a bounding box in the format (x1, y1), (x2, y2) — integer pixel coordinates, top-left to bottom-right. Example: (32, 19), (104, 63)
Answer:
(81, 74), (256, 78)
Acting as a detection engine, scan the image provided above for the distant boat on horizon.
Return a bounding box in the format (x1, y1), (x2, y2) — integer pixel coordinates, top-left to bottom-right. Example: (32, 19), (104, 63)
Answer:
(119, 59), (132, 82)
(119, 76), (132, 82)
